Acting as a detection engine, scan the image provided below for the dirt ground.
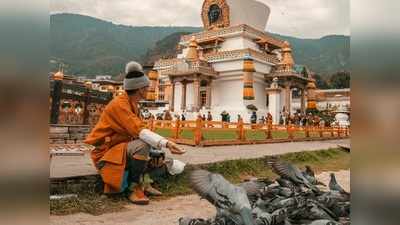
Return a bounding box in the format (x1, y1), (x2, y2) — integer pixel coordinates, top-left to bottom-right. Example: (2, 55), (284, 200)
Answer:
(50, 170), (350, 225)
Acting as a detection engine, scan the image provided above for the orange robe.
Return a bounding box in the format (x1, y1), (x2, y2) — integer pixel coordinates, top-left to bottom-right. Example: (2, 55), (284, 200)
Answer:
(85, 92), (144, 193)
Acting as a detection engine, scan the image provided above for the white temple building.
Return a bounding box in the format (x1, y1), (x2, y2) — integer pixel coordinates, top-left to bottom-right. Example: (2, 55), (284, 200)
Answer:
(150, 0), (316, 123)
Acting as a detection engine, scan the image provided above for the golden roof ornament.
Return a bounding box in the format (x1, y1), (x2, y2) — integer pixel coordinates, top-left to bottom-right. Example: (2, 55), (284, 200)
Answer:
(185, 36), (199, 61)
(307, 81), (317, 90)
(277, 41), (295, 71)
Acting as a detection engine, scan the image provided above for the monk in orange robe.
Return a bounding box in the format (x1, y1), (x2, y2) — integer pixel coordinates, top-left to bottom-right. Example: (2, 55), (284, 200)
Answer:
(85, 61), (185, 205)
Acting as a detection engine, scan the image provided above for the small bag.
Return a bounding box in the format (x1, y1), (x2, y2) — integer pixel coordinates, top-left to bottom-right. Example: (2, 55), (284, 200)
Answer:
(149, 148), (166, 168)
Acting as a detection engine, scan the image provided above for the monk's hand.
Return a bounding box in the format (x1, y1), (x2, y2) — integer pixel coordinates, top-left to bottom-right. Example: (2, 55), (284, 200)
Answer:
(166, 141), (185, 155)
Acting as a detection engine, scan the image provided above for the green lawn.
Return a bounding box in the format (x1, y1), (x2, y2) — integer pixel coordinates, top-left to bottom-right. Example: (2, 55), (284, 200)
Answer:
(154, 128), (329, 141)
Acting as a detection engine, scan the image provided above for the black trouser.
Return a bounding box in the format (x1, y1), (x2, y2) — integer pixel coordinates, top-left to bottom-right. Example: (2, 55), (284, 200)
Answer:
(126, 139), (151, 185)
(126, 158), (148, 184)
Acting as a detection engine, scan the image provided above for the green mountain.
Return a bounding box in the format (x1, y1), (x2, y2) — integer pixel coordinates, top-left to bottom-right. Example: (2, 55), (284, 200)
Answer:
(269, 33), (350, 75)
(50, 13), (349, 77)
(142, 31), (194, 65)
(50, 13), (200, 76)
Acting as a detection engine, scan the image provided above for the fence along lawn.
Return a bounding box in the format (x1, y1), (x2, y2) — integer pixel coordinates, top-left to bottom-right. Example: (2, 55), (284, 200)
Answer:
(146, 118), (349, 146)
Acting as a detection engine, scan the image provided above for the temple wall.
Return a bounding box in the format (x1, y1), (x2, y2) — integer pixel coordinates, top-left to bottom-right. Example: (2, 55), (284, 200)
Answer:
(253, 60), (273, 74)
(220, 36), (245, 51)
(212, 77), (243, 110)
(219, 36), (260, 52)
(253, 81), (268, 111)
(243, 37), (260, 51)
(212, 60), (243, 73)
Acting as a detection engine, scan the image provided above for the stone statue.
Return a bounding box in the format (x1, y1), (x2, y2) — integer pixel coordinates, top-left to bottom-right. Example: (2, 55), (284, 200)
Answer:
(208, 4), (222, 24)
(271, 77), (279, 89)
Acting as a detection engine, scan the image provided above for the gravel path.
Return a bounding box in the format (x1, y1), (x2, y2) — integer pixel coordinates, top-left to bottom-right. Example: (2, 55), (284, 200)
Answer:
(50, 139), (349, 178)
(50, 170), (350, 225)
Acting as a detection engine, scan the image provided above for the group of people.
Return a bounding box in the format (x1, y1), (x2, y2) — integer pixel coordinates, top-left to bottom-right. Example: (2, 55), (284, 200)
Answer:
(279, 111), (326, 127)
(143, 108), (330, 128)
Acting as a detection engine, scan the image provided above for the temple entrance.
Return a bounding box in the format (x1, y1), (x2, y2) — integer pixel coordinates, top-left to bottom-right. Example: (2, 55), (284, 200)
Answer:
(200, 91), (207, 108)
(200, 80), (210, 109)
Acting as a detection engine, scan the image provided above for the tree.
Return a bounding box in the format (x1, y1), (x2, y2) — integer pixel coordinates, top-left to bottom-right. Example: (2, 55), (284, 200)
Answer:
(329, 71), (350, 89)
(313, 74), (330, 89)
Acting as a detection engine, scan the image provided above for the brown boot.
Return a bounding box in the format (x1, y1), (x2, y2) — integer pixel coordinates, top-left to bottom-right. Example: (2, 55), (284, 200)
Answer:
(128, 185), (149, 205)
(145, 185), (163, 196)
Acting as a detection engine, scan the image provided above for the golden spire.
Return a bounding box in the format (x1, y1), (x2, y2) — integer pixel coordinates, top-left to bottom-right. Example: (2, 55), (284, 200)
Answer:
(279, 41), (295, 70)
(146, 70), (159, 101)
(185, 36), (199, 61)
(306, 81), (317, 110)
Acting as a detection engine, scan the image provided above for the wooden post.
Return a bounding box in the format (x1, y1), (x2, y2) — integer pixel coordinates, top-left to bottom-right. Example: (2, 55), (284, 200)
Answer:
(305, 125), (310, 138)
(149, 117), (155, 131)
(319, 127), (323, 138)
(82, 88), (90, 125)
(194, 118), (203, 146)
(174, 119), (181, 139)
(330, 127), (334, 137)
(267, 122), (272, 139)
(287, 124), (294, 140)
(237, 119), (245, 141)
(50, 80), (63, 124)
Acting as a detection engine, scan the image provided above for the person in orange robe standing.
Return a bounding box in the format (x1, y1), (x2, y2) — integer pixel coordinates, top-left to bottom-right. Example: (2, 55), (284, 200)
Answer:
(85, 61), (185, 205)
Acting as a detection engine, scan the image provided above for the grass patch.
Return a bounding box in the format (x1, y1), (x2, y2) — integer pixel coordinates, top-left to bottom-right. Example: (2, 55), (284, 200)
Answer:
(154, 128), (173, 138)
(203, 130), (237, 140)
(50, 191), (128, 216)
(246, 130), (266, 141)
(155, 129), (316, 141)
(272, 130), (289, 139)
(51, 148), (350, 216)
(294, 131), (306, 138)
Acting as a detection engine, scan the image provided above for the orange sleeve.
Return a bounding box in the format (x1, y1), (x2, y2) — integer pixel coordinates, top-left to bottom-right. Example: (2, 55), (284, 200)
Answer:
(107, 100), (145, 138)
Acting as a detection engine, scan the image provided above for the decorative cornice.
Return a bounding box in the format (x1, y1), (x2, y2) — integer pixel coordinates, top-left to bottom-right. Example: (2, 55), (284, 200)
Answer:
(181, 24), (286, 49)
(268, 69), (314, 82)
(154, 48), (278, 71)
(154, 58), (184, 69)
(154, 59), (217, 77)
(204, 48), (279, 64)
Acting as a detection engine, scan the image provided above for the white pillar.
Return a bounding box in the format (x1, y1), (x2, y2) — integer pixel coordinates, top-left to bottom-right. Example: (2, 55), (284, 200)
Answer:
(268, 89), (281, 124)
(266, 78), (282, 125)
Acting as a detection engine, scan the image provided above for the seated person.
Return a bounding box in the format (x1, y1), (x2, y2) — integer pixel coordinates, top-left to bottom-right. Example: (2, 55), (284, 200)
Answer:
(85, 61), (185, 205)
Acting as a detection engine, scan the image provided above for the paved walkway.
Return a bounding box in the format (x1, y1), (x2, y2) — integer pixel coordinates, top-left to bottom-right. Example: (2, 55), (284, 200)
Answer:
(50, 139), (349, 178)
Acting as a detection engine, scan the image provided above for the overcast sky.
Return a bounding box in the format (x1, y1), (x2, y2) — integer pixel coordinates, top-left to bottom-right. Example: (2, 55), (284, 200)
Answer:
(51, 0), (350, 39)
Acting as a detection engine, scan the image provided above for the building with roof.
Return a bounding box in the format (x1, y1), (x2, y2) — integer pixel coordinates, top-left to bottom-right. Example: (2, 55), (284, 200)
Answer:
(149, 0), (316, 123)
(292, 88), (350, 112)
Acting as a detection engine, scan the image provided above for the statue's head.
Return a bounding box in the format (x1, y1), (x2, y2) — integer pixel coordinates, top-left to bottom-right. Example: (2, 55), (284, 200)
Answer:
(208, 4), (221, 24)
